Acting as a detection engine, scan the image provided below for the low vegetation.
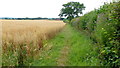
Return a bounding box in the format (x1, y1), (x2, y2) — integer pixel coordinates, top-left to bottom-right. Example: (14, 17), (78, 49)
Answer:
(32, 25), (100, 66)
(2, 20), (65, 66)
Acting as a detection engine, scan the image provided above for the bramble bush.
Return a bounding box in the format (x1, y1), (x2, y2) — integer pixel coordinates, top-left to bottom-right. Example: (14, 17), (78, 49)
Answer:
(70, 1), (120, 67)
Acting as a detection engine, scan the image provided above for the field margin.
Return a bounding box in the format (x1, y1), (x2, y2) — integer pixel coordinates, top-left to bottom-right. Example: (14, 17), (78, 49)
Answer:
(0, 21), (2, 67)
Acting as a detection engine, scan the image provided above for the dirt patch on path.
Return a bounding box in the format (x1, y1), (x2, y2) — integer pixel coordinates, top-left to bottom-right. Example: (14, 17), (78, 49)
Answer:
(57, 45), (70, 66)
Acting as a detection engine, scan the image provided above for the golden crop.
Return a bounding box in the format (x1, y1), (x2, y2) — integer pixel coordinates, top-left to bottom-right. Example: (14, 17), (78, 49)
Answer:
(1, 20), (66, 66)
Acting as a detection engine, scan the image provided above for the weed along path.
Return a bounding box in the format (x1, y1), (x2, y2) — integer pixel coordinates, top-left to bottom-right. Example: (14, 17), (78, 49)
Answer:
(32, 24), (100, 66)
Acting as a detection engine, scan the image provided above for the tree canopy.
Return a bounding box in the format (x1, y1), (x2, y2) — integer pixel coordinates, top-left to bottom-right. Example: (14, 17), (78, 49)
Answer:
(59, 2), (85, 21)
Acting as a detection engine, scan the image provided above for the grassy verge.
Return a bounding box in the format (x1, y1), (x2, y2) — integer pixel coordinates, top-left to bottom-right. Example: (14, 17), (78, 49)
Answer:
(67, 25), (100, 66)
(32, 24), (100, 66)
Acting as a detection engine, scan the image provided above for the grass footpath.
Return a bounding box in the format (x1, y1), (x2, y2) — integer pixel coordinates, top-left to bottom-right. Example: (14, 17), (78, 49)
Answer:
(31, 24), (100, 66)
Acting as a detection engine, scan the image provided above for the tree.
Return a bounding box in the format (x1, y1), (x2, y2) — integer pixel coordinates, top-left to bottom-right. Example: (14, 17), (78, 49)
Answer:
(59, 2), (85, 21)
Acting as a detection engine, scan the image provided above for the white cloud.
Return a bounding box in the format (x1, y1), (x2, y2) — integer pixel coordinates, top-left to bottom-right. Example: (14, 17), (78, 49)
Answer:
(0, 0), (112, 18)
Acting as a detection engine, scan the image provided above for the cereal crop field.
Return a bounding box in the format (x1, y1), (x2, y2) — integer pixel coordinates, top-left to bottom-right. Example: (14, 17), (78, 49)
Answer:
(1, 20), (66, 66)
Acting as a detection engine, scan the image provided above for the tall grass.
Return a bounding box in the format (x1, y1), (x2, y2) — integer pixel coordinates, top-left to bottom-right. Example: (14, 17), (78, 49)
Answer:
(1, 20), (65, 66)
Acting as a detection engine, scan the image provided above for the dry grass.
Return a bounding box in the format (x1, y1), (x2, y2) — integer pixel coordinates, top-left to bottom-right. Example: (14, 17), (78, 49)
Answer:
(1, 20), (65, 66)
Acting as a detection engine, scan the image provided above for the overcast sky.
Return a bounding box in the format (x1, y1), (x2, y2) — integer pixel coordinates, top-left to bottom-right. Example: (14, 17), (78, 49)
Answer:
(0, 0), (112, 18)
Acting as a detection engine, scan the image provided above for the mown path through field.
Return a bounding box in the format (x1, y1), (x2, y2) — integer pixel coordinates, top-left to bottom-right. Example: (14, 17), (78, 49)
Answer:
(32, 24), (72, 66)
(32, 24), (100, 66)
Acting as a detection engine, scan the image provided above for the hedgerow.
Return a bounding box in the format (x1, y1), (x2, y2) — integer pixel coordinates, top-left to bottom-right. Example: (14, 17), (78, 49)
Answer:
(71, 1), (120, 67)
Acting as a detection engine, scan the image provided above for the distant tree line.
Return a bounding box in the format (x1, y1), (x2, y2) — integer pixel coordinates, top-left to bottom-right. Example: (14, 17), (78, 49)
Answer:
(0, 17), (64, 20)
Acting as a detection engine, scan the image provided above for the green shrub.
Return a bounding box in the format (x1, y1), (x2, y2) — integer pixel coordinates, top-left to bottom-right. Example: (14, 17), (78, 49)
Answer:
(63, 19), (70, 23)
(86, 11), (98, 33)
(70, 1), (120, 67)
